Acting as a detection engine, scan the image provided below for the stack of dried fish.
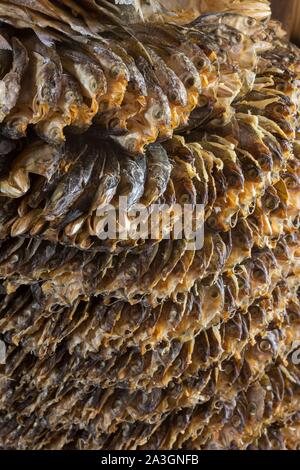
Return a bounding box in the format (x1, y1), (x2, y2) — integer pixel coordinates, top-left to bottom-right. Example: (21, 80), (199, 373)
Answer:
(0, 0), (263, 153)
(0, 0), (300, 450)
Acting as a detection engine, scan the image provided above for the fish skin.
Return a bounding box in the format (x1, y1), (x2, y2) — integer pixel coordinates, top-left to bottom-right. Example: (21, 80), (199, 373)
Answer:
(98, 39), (147, 131)
(0, 37), (28, 123)
(2, 35), (63, 138)
(6, 0), (99, 37)
(43, 140), (98, 220)
(191, 12), (263, 37)
(57, 141), (119, 239)
(128, 27), (204, 126)
(145, 47), (187, 107)
(58, 47), (106, 97)
(0, 141), (62, 198)
(87, 43), (129, 115)
(113, 55), (171, 153)
(0, 29), (12, 78)
(49, 144), (107, 233)
(142, 144), (172, 206)
(0, 2), (94, 45)
(36, 73), (90, 144)
(25, 148), (74, 211)
(113, 152), (146, 210)
(107, 41), (147, 96)
(91, 142), (120, 212)
(159, 49), (202, 121)
(28, 39), (63, 124)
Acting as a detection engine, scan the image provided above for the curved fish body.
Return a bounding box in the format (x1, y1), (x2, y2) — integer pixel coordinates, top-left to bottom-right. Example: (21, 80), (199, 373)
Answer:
(43, 140), (98, 221)
(35, 73), (90, 144)
(113, 56), (171, 154)
(58, 45), (107, 122)
(0, 141), (62, 198)
(0, 37), (28, 123)
(88, 43), (129, 116)
(2, 35), (62, 138)
(98, 40), (147, 131)
(141, 143), (172, 206)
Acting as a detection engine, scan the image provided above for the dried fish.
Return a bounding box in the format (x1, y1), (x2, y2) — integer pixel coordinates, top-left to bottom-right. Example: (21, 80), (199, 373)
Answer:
(0, 0), (299, 452)
(0, 37), (28, 123)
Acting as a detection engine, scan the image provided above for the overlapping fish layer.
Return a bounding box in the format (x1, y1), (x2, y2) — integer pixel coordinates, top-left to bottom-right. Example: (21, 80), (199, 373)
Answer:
(0, 0), (300, 450)
(0, 1), (266, 153)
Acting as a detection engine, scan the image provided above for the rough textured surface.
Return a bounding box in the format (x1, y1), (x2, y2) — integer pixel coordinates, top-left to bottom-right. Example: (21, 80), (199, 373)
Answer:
(0, 0), (299, 450)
